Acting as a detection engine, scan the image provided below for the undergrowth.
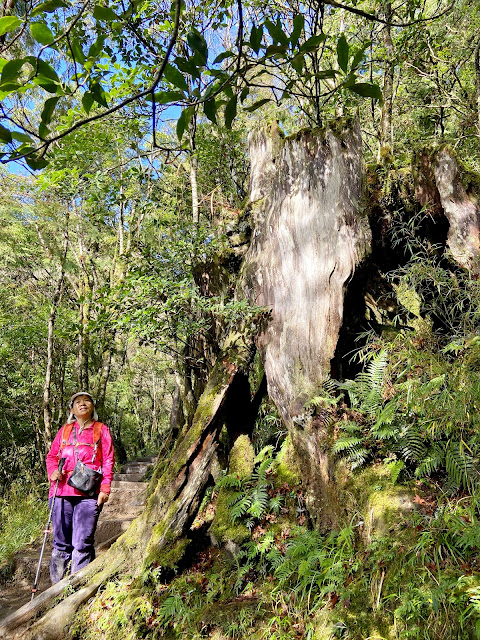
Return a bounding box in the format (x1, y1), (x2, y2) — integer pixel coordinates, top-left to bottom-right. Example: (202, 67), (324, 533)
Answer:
(0, 481), (48, 567)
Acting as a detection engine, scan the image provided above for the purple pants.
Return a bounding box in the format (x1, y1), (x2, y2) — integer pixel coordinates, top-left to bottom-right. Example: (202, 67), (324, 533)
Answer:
(49, 496), (102, 584)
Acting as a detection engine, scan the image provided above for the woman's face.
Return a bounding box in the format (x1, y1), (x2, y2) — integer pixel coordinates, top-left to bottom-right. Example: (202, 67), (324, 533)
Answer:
(72, 395), (94, 420)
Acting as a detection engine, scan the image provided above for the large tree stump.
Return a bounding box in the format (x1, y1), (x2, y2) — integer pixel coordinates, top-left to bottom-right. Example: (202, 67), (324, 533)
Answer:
(242, 121), (371, 527)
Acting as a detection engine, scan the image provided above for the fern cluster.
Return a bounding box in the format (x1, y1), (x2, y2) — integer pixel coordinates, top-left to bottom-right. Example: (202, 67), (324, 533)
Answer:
(215, 446), (284, 530)
(335, 339), (480, 490)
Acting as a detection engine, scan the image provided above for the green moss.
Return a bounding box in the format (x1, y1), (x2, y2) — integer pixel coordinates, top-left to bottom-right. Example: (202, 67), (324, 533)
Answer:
(229, 435), (255, 478)
(344, 464), (415, 539)
(210, 488), (250, 546)
(275, 434), (302, 486)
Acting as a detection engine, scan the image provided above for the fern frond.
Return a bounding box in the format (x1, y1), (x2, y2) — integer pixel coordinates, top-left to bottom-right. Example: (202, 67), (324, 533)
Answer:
(332, 437), (364, 454)
(230, 495), (252, 520)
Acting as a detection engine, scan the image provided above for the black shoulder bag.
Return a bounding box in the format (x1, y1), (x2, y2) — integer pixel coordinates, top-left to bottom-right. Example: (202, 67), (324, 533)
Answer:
(67, 424), (103, 497)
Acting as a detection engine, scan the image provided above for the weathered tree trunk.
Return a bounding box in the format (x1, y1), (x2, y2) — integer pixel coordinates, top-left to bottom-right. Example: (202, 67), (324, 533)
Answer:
(415, 147), (480, 274)
(241, 121), (371, 527)
(378, 1), (395, 160)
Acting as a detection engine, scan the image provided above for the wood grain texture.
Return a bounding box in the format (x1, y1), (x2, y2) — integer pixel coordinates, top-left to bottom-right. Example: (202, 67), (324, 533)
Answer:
(243, 122), (371, 422)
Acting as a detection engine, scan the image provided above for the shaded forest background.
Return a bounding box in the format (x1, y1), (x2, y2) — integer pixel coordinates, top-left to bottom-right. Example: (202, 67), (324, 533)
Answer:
(1, 0), (480, 637)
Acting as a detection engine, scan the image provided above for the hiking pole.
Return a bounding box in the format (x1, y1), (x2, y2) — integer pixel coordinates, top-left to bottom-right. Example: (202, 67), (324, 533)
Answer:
(31, 457), (66, 601)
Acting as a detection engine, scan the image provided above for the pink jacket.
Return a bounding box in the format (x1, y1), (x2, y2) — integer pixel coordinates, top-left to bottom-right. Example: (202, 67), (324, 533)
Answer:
(46, 421), (115, 498)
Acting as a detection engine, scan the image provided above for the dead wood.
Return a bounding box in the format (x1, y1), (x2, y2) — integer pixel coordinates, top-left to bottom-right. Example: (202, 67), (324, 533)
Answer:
(242, 121), (371, 527)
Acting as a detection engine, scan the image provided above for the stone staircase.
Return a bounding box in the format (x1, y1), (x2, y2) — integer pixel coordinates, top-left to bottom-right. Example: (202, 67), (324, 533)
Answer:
(95, 456), (155, 549)
(0, 455), (156, 621)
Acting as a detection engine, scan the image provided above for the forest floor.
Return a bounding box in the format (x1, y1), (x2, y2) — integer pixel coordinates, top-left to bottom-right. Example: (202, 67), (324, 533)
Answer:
(0, 457), (155, 620)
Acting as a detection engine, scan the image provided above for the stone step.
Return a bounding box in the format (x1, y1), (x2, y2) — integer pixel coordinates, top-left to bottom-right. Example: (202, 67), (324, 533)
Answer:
(136, 456), (157, 463)
(119, 462), (150, 475)
(113, 472), (146, 482)
(110, 480), (148, 490)
(95, 519), (135, 545)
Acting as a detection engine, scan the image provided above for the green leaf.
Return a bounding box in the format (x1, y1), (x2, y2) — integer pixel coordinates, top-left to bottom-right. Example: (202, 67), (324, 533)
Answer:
(11, 131), (33, 143)
(351, 41), (371, 70)
(316, 69), (338, 79)
(0, 16), (21, 36)
(224, 94), (237, 128)
(264, 19), (289, 46)
(32, 75), (57, 93)
(265, 44), (288, 58)
(93, 5), (118, 21)
(213, 51), (234, 64)
(175, 56), (200, 79)
(90, 81), (108, 106)
(31, 0), (67, 16)
(41, 96), (59, 125)
(176, 106), (194, 141)
(164, 63), (188, 91)
(69, 38), (85, 64)
(30, 22), (55, 45)
(203, 98), (217, 123)
(299, 33), (327, 53)
(38, 122), (49, 138)
(0, 124), (12, 143)
(187, 30), (207, 66)
(290, 14), (304, 48)
(25, 155), (48, 170)
(82, 91), (94, 113)
(88, 34), (105, 58)
(1, 58), (26, 84)
(145, 90), (184, 104)
(25, 56), (60, 82)
(349, 82), (382, 101)
(337, 35), (349, 73)
(249, 24), (263, 53)
(239, 86), (249, 103)
(291, 53), (304, 74)
(244, 98), (270, 112)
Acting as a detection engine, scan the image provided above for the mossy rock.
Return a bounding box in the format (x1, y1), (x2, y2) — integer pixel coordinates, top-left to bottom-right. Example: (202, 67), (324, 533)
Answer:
(209, 435), (254, 548)
(343, 464), (416, 539)
(275, 434), (302, 486)
(229, 434), (255, 478)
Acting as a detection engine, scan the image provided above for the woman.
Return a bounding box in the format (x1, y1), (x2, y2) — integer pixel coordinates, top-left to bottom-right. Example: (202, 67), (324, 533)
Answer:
(46, 392), (115, 583)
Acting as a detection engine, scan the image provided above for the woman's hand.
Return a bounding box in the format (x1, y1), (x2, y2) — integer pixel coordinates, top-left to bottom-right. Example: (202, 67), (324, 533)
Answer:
(50, 469), (64, 482)
(97, 491), (109, 506)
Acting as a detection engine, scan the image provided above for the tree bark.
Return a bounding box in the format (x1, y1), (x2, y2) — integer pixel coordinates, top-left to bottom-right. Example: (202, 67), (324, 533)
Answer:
(43, 227), (68, 446)
(475, 37), (480, 151)
(242, 121), (371, 527)
(414, 147), (480, 275)
(378, 1), (394, 159)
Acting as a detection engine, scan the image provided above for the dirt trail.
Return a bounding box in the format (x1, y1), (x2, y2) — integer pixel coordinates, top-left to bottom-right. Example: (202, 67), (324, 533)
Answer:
(0, 456), (155, 620)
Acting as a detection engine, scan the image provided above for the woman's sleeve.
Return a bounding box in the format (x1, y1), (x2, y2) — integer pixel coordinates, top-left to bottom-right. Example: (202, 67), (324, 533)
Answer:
(100, 424), (115, 494)
(46, 428), (63, 479)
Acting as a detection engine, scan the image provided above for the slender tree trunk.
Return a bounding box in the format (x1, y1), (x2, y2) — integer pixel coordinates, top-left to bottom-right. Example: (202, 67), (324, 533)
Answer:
(43, 225), (69, 446)
(189, 115), (199, 225)
(378, 1), (394, 160)
(475, 37), (480, 151)
(77, 299), (90, 389)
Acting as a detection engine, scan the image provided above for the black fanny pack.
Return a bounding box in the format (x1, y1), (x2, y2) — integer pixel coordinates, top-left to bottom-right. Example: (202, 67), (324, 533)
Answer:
(67, 461), (103, 497)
